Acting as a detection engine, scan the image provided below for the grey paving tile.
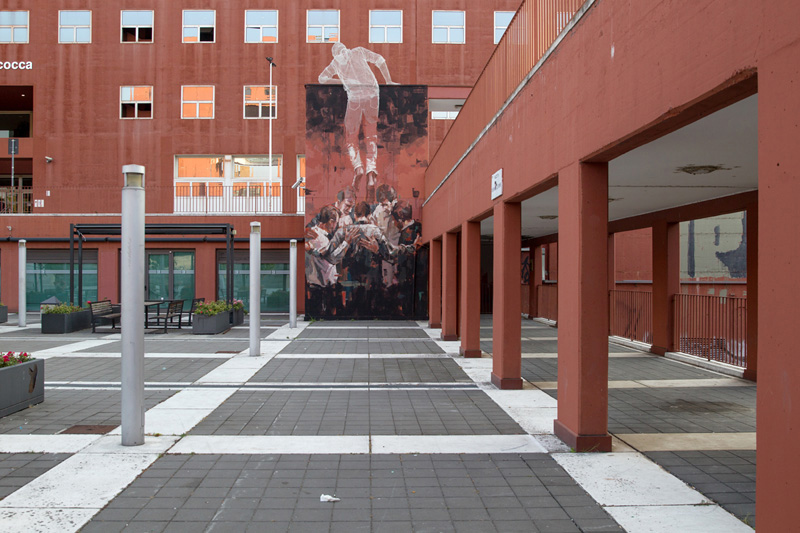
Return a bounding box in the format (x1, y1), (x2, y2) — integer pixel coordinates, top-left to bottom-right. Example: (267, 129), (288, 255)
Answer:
(45, 356), (228, 382)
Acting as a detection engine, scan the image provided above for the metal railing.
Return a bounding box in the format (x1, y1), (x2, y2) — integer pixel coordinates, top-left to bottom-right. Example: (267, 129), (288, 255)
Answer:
(674, 293), (747, 367)
(609, 290), (652, 344)
(537, 282), (558, 321)
(426, 0), (586, 196)
(173, 184), (305, 215)
(0, 186), (33, 214)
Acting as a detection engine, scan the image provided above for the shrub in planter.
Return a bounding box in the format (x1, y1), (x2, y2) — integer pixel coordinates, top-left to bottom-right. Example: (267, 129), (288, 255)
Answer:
(0, 352), (45, 417)
(231, 299), (246, 326)
(41, 303), (91, 334)
(193, 300), (233, 335)
(0, 302), (7, 324)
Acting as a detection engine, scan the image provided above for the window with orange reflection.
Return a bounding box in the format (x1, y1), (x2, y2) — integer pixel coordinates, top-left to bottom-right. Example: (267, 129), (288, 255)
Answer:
(244, 86), (277, 119)
(181, 86), (214, 119)
(177, 157), (224, 179)
(245, 10), (277, 43)
(307, 10), (339, 43)
(121, 85), (152, 119)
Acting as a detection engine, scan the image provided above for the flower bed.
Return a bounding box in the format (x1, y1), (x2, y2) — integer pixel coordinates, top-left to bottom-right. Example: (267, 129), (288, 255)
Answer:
(232, 299), (246, 326)
(41, 303), (90, 334)
(0, 352), (45, 417)
(193, 300), (233, 335)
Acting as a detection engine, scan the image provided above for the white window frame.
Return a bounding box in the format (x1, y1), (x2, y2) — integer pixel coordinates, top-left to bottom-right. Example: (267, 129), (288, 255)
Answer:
(121, 10), (154, 43)
(306, 10), (340, 43)
(243, 86), (277, 119)
(244, 10), (278, 43)
(0, 11), (29, 44)
(432, 10), (465, 44)
(369, 10), (402, 44)
(59, 10), (92, 44)
(181, 85), (215, 119)
(120, 86), (153, 120)
(431, 111), (459, 120)
(183, 10), (215, 43)
(494, 11), (515, 44)
(296, 154), (306, 214)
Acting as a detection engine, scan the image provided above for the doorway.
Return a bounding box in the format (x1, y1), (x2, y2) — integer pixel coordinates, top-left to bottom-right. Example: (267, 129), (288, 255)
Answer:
(146, 250), (195, 309)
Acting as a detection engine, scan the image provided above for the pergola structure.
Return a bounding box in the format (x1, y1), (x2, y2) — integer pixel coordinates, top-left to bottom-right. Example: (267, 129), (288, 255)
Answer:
(68, 223), (236, 306)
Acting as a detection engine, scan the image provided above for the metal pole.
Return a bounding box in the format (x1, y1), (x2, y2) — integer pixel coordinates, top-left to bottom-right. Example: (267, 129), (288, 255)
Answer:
(289, 239), (297, 328)
(18, 240), (26, 327)
(249, 222), (261, 356)
(10, 146), (14, 212)
(268, 59), (274, 204)
(121, 165), (145, 446)
(77, 233), (83, 306)
(69, 224), (75, 305)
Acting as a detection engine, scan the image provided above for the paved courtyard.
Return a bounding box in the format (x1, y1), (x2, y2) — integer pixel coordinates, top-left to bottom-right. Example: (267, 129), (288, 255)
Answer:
(0, 314), (755, 531)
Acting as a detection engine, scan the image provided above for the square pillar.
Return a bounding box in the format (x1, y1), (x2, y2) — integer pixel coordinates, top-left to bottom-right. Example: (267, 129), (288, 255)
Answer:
(743, 202), (757, 381)
(553, 161), (611, 452)
(531, 245), (543, 317)
(491, 201), (522, 389)
(757, 42), (800, 530)
(607, 234), (616, 293)
(428, 238), (442, 329)
(460, 221), (482, 357)
(651, 220), (680, 356)
(441, 231), (459, 341)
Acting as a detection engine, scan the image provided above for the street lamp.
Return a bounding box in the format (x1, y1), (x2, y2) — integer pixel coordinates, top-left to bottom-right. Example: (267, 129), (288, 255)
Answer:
(121, 164), (145, 446)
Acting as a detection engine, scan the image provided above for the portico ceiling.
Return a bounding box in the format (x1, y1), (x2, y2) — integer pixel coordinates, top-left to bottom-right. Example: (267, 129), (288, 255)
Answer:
(481, 94), (758, 238)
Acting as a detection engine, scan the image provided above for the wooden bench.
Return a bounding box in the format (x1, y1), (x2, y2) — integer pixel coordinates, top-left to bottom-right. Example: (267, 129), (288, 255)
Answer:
(89, 300), (121, 333)
(148, 300), (184, 333)
(182, 297), (205, 326)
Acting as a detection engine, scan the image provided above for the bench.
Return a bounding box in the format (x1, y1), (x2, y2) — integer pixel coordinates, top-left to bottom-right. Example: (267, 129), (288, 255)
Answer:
(148, 300), (184, 333)
(89, 300), (121, 333)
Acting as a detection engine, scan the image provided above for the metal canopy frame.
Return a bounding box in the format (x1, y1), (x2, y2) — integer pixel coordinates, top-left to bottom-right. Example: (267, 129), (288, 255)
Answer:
(69, 223), (235, 306)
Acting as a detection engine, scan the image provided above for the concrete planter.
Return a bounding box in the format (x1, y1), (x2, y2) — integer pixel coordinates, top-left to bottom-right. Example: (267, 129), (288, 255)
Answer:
(41, 309), (91, 334)
(0, 305), (7, 323)
(192, 312), (230, 335)
(232, 308), (245, 326)
(0, 359), (45, 417)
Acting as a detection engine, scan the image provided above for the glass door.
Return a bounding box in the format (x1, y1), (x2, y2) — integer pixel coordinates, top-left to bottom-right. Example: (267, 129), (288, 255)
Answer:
(146, 251), (195, 309)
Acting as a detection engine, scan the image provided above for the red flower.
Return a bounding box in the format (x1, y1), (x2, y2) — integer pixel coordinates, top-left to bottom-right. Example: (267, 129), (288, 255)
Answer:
(2, 355), (8, 363)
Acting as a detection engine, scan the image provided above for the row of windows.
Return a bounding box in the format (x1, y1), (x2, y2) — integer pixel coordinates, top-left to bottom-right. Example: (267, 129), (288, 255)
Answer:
(0, 9), (515, 45)
(121, 85), (277, 120)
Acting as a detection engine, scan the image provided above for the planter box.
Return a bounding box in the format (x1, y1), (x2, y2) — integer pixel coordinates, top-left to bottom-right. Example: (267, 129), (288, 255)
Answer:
(232, 308), (244, 326)
(0, 305), (7, 324)
(0, 359), (45, 417)
(41, 310), (91, 334)
(192, 313), (231, 335)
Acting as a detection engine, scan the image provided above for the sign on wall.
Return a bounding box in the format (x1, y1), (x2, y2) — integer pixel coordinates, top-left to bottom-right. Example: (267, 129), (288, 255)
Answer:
(491, 169), (503, 200)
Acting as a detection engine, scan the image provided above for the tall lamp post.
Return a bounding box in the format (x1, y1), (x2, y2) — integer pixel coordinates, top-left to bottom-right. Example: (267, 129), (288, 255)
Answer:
(121, 164), (145, 446)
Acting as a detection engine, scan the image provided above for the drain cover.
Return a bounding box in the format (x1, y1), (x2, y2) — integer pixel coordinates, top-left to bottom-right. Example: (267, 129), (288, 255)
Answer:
(62, 425), (117, 434)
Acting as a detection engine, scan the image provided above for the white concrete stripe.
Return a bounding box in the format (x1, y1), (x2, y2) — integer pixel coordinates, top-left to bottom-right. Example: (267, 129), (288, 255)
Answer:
(0, 509), (98, 533)
(44, 352), (240, 359)
(372, 435), (547, 454)
(605, 504), (754, 533)
(0, 434), (101, 454)
(194, 353), (275, 384)
(0, 452), (160, 509)
(34, 340), (117, 357)
(266, 322), (311, 339)
(483, 388), (558, 435)
(552, 452), (708, 506)
(273, 352), (447, 359)
(451, 358), (494, 385)
(170, 435), (370, 455)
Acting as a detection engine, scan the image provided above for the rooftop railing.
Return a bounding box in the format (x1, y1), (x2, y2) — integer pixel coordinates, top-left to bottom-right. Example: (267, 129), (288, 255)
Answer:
(425, 0), (587, 198)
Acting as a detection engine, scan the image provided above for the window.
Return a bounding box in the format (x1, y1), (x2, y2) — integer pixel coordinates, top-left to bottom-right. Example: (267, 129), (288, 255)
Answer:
(26, 250), (98, 311)
(59, 11), (91, 43)
(245, 10), (278, 43)
(183, 10), (214, 43)
(494, 11), (514, 44)
(181, 86), (214, 119)
(0, 11), (28, 43)
(121, 10), (153, 42)
(243, 86), (277, 119)
(120, 86), (152, 119)
(432, 11), (464, 44)
(369, 10), (402, 43)
(307, 10), (339, 43)
(296, 155), (306, 214)
(431, 111), (459, 120)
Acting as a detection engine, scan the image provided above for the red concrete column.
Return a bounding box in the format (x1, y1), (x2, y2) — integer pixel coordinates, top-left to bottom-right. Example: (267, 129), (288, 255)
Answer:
(491, 201), (522, 389)
(743, 202), (757, 381)
(757, 40), (800, 531)
(428, 238), (442, 329)
(460, 221), (481, 357)
(651, 221), (680, 355)
(554, 161), (611, 452)
(441, 231), (458, 341)
(97, 245), (119, 302)
(531, 245), (542, 317)
(607, 234), (616, 293)
(1, 244), (20, 312)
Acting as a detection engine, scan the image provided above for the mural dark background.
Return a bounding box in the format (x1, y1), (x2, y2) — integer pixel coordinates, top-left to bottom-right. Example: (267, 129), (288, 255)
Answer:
(305, 85), (429, 319)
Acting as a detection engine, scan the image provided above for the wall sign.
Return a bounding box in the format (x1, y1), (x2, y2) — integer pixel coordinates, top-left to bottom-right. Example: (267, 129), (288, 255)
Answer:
(491, 169), (503, 200)
(0, 61), (33, 70)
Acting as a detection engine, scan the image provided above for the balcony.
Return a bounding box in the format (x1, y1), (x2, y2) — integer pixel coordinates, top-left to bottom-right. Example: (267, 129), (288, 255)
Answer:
(173, 183), (305, 215)
(0, 186), (32, 214)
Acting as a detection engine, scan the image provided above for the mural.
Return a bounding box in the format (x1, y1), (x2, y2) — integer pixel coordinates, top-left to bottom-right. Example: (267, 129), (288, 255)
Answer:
(305, 44), (428, 319)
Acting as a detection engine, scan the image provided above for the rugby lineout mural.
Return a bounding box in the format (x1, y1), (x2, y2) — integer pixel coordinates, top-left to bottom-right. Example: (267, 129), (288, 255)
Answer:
(305, 44), (428, 319)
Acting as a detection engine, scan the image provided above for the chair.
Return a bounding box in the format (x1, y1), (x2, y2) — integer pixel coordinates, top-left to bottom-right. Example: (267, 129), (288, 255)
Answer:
(149, 300), (184, 333)
(184, 297), (205, 326)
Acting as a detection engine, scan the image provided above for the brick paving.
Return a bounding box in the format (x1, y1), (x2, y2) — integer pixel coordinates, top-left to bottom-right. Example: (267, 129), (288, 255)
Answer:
(522, 356), (728, 382)
(0, 453), (72, 500)
(45, 357), (229, 383)
(249, 358), (471, 383)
